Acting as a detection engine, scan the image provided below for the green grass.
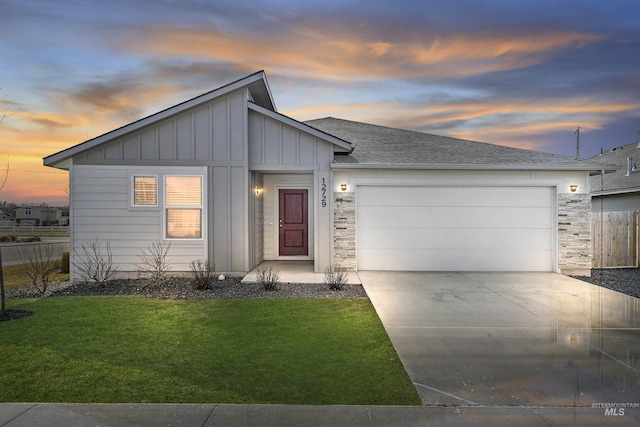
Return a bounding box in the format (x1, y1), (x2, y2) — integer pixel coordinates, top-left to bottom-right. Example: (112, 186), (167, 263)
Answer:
(0, 297), (420, 405)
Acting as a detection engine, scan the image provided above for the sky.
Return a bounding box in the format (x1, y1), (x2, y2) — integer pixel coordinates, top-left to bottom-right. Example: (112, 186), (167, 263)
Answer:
(1, 0), (639, 205)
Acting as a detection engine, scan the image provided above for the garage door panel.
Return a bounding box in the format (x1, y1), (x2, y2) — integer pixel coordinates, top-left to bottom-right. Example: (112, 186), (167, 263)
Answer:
(358, 186), (552, 208)
(358, 227), (551, 251)
(356, 186), (554, 272)
(358, 249), (552, 271)
(358, 206), (552, 229)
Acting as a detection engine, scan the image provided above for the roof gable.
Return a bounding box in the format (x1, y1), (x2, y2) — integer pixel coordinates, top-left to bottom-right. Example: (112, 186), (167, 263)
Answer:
(306, 117), (614, 173)
(44, 71), (274, 168)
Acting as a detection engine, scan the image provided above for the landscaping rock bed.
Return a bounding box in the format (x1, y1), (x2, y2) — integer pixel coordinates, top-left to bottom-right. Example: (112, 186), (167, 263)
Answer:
(7, 276), (367, 300)
(572, 268), (640, 299)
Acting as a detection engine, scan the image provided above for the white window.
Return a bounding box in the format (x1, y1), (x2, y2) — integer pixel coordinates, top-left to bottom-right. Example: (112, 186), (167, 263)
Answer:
(132, 175), (158, 206)
(165, 175), (202, 239)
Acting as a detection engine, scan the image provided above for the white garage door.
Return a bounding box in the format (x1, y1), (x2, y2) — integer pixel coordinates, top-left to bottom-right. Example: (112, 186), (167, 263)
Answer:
(357, 186), (554, 271)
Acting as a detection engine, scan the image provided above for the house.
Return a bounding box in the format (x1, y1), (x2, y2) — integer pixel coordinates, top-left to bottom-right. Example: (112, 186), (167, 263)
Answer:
(14, 206), (63, 226)
(590, 142), (640, 211)
(0, 206), (15, 226)
(44, 71), (612, 279)
(589, 142), (640, 267)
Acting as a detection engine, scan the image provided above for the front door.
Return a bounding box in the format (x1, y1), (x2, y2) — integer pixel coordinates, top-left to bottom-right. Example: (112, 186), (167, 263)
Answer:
(279, 189), (308, 256)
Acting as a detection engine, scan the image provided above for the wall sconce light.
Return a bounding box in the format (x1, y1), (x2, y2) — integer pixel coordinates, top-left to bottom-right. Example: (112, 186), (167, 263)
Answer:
(569, 185), (578, 192)
(255, 186), (263, 195)
(340, 183), (348, 191)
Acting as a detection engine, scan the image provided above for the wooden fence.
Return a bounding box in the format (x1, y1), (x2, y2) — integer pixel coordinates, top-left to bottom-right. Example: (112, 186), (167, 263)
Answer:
(592, 211), (638, 268)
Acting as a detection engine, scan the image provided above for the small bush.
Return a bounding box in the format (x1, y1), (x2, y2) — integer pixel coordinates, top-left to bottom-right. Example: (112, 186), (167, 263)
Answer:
(74, 239), (118, 288)
(60, 252), (70, 274)
(0, 235), (16, 242)
(324, 266), (349, 291)
(257, 266), (280, 291)
(137, 241), (172, 286)
(11, 243), (61, 295)
(190, 259), (215, 290)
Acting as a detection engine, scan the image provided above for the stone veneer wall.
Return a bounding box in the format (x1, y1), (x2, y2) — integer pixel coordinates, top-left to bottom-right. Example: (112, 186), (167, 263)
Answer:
(558, 193), (592, 276)
(333, 191), (356, 270)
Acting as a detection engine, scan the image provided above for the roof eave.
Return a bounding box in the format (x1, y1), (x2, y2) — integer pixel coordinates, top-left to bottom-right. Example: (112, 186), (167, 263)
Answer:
(331, 163), (618, 173)
(591, 187), (640, 196)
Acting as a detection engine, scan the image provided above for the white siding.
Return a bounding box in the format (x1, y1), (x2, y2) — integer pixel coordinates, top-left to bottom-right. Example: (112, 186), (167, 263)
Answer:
(71, 165), (207, 278)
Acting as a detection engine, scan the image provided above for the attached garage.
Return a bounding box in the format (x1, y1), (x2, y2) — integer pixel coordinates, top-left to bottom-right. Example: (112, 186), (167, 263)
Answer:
(356, 185), (554, 272)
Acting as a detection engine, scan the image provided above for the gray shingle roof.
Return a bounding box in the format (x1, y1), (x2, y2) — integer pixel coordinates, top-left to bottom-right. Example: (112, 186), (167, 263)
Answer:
(305, 117), (610, 172)
(589, 142), (640, 195)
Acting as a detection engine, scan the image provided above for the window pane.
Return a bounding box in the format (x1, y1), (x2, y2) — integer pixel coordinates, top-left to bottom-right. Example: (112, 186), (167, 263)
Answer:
(166, 176), (202, 206)
(167, 209), (201, 238)
(134, 176), (157, 205)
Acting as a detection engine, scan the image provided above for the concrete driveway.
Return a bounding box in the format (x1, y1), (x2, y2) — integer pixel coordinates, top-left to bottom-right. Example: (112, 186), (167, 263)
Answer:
(360, 272), (640, 412)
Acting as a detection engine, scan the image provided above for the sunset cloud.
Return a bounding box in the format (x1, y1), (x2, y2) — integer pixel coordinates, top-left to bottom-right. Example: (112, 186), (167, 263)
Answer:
(121, 25), (604, 81)
(1, 0), (639, 204)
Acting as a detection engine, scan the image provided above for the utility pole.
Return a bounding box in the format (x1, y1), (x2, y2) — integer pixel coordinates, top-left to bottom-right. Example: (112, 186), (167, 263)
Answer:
(574, 127), (580, 160)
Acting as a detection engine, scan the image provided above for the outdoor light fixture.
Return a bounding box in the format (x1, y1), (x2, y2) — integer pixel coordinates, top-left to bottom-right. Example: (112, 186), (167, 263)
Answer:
(569, 185), (578, 192)
(255, 186), (263, 195)
(340, 183), (348, 191)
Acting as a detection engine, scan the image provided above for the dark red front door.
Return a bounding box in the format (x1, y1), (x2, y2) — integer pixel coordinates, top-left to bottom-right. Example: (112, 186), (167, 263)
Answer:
(279, 189), (308, 256)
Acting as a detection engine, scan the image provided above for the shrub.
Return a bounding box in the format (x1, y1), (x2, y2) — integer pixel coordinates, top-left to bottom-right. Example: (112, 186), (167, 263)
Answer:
(74, 239), (118, 288)
(11, 243), (61, 295)
(190, 259), (215, 290)
(136, 241), (172, 286)
(60, 251), (70, 274)
(256, 266), (280, 291)
(324, 266), (349, 291)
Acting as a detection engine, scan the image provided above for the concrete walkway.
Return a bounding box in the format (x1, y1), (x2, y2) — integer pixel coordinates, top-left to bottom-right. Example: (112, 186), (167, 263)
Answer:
(0, 402), (633, 426)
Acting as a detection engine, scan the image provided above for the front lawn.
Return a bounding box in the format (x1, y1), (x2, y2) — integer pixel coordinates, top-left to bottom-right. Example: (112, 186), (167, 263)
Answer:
(0, 296), (420, 405)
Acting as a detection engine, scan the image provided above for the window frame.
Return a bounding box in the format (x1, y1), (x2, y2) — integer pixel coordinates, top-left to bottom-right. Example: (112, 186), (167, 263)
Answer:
(164, 174), (204, 240)
(131, 174), (159, 208)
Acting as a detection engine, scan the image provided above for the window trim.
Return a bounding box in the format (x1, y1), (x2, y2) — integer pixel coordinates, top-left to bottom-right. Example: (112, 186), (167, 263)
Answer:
(164, 174), (204, 240)
(131, 174), (159, 208)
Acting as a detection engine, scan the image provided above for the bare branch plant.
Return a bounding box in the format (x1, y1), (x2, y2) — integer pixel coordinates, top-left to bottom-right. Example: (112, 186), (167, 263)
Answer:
(74, 239), (118, 287)
(137, 241), (172, 285)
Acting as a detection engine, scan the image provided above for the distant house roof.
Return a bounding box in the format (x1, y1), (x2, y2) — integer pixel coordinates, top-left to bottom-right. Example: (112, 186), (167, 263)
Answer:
(306, 117), (613, 173)
(589, 142), (640, 196)
(0, 206), (14, 220)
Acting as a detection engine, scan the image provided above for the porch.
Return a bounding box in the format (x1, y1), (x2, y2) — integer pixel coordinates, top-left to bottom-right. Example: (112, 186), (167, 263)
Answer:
(242, 260), (362, 285)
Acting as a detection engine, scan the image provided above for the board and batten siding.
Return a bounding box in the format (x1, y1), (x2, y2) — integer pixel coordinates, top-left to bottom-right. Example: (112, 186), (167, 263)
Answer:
(71, 165), (208, 279)
(248, 110), (336, 270)
(76, 91), (247, 164)
(70, 89), (251, 273)
(248, 111), (331, 169)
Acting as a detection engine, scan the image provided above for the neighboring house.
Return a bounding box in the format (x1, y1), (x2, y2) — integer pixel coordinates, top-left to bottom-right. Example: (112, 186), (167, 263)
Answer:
(44, 71), (612, 279)
(15, 206), (63, 226)
(0, 206), (15, 226)
(589, 142), (640, 211)
(589, 142), (640, 267)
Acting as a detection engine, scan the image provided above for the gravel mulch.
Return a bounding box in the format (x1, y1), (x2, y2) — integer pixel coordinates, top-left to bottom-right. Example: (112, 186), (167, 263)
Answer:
(6, 276), (367, 300)
(572, 268), (640, 299)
